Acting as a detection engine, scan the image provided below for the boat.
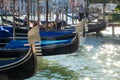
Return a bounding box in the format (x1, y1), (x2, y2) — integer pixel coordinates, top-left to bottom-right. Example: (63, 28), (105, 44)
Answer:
(14, 16), (54, 25)
(0, 13), (18, 16)
(0, 25), (76, 40)
(0, 26), (12, 37)
(0, 27), (79, 57)
(14, 16), (68, 26)
(0, 28), (38, 80)
(14, 16), (53, 25)
(67, 14), (106, 32)
(0, 25), (28, 37)
(1, 16), (27, 27)
(66, 14), (79, 19)
(62, 20), (106, 33)
(0, 48), (37, 80)
(87, 20), (106, 33)
(14, 16), (34, 23)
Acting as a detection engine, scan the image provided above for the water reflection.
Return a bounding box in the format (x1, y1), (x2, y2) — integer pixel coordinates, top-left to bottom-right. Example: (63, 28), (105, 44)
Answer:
(27, 58), (79, 80)
(27, 34), (120, 80)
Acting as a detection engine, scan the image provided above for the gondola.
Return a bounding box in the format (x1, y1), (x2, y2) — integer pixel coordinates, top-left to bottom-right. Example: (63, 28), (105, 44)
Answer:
(0, 28), (38, 80)
(1, 16), (27, 27)
(0, 27), (79, 57)
(14, 16), (68, 26)
(0, 48), (37, 80)
(66, 14), (78, 19)
(67, 14), (106, 32)
(62, 20), (106, 33)
(0, 25), (76, 40)
(0, 26), (12, 37)
(14, 16), (34, 23)
(14, 16), (53, 25)
(87, 20), (106, 33)
(0, 14), (18, 16)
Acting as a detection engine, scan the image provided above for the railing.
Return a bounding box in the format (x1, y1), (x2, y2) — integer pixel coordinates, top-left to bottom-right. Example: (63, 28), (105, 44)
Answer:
(106, 12), (120, 36)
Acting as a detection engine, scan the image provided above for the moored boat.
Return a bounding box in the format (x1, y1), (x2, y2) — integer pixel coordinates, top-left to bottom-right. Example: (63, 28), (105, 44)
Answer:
(61, 20), (106, 33)
(0, 27), (38, 80)
(0, 48), (37, 80)
(67, 14), (79, 19)
(14, 16), (34, 23)
(1, 16), (27, 27)
(87, 20), (106, 33)
(14, 16), (68, 26)
(0, 33), (79, 56)
(0, 27), (79, 57)
(0, 25), (76, 40)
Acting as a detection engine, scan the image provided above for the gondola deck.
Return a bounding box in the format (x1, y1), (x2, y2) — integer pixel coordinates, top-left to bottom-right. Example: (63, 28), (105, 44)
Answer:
(0, 32), (79, 56)
(0, 24), (79, 80)
(0, 27), (39, 80)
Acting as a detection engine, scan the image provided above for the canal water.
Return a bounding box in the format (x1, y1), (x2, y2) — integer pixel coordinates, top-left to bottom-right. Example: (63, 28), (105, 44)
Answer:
(0, 16), (120, 80)
(26, 27), (120, 80)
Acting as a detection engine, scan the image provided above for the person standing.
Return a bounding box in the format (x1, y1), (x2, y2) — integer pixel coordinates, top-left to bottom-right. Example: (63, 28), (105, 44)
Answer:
(55, 13), (61, 31)
(79, 5), (85, 21)
(23, 16), (28, 26)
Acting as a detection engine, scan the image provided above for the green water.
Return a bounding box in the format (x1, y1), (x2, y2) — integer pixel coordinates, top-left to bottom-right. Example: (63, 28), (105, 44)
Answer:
(26, 34), (120, 80)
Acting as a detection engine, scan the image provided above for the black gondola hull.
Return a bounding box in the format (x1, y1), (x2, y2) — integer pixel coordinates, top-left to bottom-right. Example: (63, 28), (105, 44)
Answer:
(0, 33), (79, 57)
(87, 21), (106, 33)
(41, 34), (79, 56)
(0, 48), (37, 80)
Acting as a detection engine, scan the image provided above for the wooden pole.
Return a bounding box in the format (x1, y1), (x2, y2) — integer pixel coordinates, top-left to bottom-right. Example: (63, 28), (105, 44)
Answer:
(86, 0), (89, 19)
(27, 0), (30, 30)
(72, 6), (74, 24)
(112, 26), (115, 36)
(46, 0), (48, 29)
(37, 0), (40, 22)
(13, 0), (16, 40)
(39, 6), (41, 22)
(30, 1), (32, 21)
(17, 6), (21, 27)
(5, 7), (7, 22)
(1, 3), (4, 25)
(18, 7), (20, 18)
(61, 8), (64, 29)
(62, 9), (63, 21)
(33, 1), (35, 20)
(103, 0), (106, 20)
(50, 8), (51, 21)
(65, 6), (68, 24)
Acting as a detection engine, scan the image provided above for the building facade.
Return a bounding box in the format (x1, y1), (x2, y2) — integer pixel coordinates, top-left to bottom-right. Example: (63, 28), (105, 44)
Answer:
(0, 0), (85, 15)
(18, 0), (44, 15)
(0, 0), (18, 15)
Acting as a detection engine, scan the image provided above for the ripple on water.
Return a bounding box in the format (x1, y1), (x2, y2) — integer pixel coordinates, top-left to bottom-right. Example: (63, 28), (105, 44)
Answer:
(26, 35), (120, 80)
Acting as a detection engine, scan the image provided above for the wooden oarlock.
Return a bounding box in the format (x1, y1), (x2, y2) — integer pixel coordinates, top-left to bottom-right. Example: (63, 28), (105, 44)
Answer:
(24, 26), (42, 55)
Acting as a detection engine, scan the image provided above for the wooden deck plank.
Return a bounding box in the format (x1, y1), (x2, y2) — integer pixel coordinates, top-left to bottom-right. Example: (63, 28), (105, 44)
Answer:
(108, 22), (120, 27)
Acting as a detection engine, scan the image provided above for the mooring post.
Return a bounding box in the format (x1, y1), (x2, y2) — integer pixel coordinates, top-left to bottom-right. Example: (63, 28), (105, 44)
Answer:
(112, 26), (115, 36)
(13, 0), (16, 40)
(109, 22), (120, 36)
